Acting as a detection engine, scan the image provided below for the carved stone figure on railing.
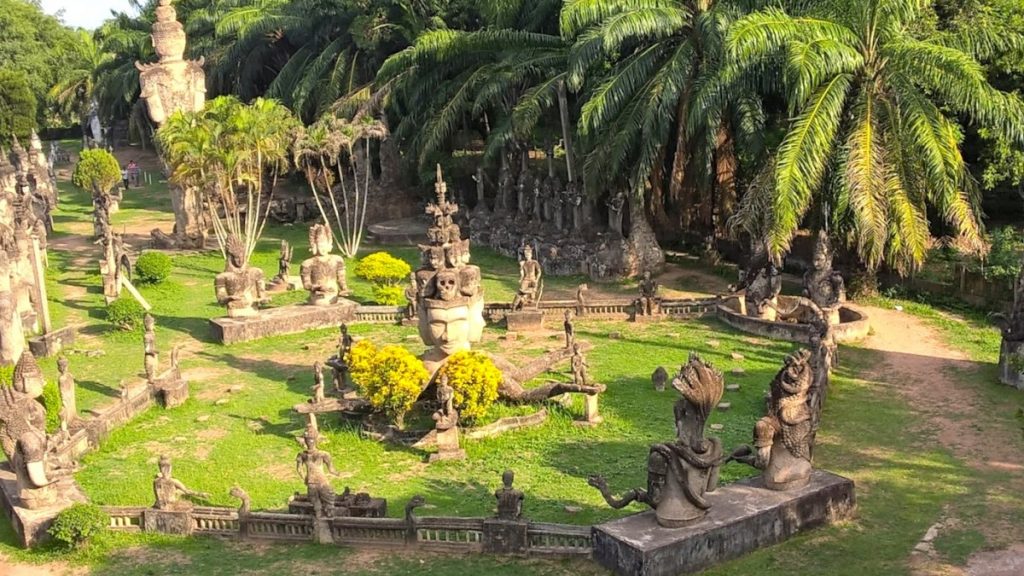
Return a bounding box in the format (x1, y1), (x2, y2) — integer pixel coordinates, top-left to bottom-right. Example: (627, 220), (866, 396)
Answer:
(301, 223), (348, 306)
(416, 166), (485, 365)
(729, 349), (816, 490)
(588, 353), (724, 527)
(92, 191), (112, 239)
(143, 313), (158, 380)
(511, 244), (542, 312)
(153, 455), (209, 511)
(606, 191), (625, 237)
(495, 470), (524, 520)
(804, 230), (844, 311)
(636, 270), (661, 317)
(57, 356), (76, 424)
(296, 426), (340, 518)
(214, 235), (266, 317)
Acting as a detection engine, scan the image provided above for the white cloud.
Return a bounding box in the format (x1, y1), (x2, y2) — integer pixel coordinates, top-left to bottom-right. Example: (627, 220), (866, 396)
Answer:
(39, 0), (139, 30)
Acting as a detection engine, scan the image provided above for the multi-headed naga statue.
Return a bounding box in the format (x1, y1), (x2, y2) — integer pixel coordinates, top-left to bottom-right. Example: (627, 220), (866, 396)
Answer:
(588, 353), (724, 527)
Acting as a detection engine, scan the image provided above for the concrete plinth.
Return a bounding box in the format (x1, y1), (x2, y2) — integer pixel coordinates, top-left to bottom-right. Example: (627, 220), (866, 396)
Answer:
(506, 310), (544, 332)
(28, 325), (76, 358)
(0, 465), (87, 548)
(210, 299), (358, 344)
(152, 374), (189, 408)
(592, 470), (855, 576)
(143, 508), (193, 535)
(429, 427), (466, 462)
(483, 519), (529, 554)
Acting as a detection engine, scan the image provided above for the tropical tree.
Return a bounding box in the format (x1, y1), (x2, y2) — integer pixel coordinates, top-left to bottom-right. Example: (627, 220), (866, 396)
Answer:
(376, 0), (572, 175)
(727, 0), (1024, 274)
(560, 0), (766, 239)
(293, 113), (388, 257)
(0, 71), (37, 142)
(49, 30), (114, 146)
(158, 96), (300, 263)
(72, 148), (122, 196)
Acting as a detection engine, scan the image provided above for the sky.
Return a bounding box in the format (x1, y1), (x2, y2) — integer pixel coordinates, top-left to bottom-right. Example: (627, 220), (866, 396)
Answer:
(40, 0), (138, 30)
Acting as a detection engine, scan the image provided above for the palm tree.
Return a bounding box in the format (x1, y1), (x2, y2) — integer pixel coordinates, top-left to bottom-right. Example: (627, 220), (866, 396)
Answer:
(561, 0), (766, 238)
(727, 0), (1024, 273)
(293, 113), (388, 257)
(49, 30), (113, 145)
(159, 96), (299, 262)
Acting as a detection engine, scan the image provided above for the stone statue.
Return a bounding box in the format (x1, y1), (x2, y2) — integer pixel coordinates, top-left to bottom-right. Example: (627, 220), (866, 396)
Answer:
(0, 382), (71, 508)
(729, 349), (816, 490)
(416, 166), (485, 365)
(563, 310), (575, 349)
(516, 154), (531, 216)
(311, 361), (326, 405)
(570, 342), (589, 387)
(532, 181), (544, 222)
(568, 182), (583, 232)
(296, 426), (340, 518)
(338, 323), (353, 359)
(473, 166), (488, 213)
(804, 230), (844, 309)
(606, 191), (625, 237)
(575, 283), (588, 316)
(511, 244), (543, 311)
(214, 235), (266, 317)
(588, 353), (724, 527)
(734, 242), (781, 320)
(404, 273), (418, 319)
(636, 270), (661, 316)
(143, 313), (158, 380)
(494, 470), (524, 521)
(432, 374), (458, 431)
(153, 455), (209, 510)
(57, 356), (76, 424)
(300, 223), (348, 305)
(92, 191), (112, 239)
(136, 0), (206, 126)
(271, 240), (292, 286)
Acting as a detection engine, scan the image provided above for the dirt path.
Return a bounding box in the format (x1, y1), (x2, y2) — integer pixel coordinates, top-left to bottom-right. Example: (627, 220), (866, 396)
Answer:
(859, 306), (1024, 576)
(0, 555), (83, 576)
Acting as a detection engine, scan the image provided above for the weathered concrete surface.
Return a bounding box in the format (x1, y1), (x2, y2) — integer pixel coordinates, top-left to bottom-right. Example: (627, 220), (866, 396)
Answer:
(210, 299), (358, 344)
(0, 465), (87, 548)
(717, 296), (870, 344)
(997, 339), (1024, 390)
(506, 310), (544, 332)
(592, 470), (855, 576)
(28, 325), (76, 358)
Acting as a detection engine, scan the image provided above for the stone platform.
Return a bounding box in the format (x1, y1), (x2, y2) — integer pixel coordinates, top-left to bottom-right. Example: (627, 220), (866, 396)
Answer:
(28, 325), (76, 357)
(592, 470), (855, 576)
(0, 465), (88, 547)
(210, 300), (358, 344)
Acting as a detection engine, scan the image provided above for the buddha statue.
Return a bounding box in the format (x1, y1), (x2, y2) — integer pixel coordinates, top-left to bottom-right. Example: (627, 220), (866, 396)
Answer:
(214, 235), (266, 317)
(300, 223), (348, 305)
(135, 0), (206, 126)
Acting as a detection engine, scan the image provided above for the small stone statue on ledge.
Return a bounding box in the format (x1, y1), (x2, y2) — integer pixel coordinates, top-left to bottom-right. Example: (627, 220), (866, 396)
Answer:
(636, 270), (661, 316)
(563, 310), (575, 349)
(296, 426), (341, 518)
(432, 374), (458, 431)
(311, 361), (326, 405)
(494, 470), (524, 521)
(588, 353), (724, 527)
(153, 455), (209, 511)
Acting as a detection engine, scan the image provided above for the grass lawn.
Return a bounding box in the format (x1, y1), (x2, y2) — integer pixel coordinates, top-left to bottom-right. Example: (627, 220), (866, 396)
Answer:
(2, 168), (1020, 575)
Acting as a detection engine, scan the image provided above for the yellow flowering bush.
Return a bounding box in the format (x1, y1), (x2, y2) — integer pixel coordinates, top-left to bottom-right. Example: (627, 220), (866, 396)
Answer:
(347, 340), (428, 428)
(436, 351), (502, 422)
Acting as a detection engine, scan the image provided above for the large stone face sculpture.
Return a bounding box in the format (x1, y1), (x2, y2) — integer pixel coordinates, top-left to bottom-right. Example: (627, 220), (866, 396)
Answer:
(588, 353), (724, 527)
(730, 349), (817, 490)
(214, 235), (266, 317)
(300, 223), (348, 305)
(416, 167), (485, 366)
(136, 0), (206, 126)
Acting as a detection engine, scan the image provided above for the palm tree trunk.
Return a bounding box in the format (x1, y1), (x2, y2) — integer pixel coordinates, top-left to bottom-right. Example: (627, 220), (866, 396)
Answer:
(712, 121), (737, 236)
(668, 83), (695, 229)
(557, 80), (575, 183)
(647, 148), (673, 241)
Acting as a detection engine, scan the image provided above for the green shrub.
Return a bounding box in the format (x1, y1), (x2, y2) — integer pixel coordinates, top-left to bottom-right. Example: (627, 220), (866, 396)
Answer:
(348, 340), (428, 428)
(372, 284), (405, 306)
(436, 351), (501, 421)
(49, 503), (109, 549)
(355, 252), (411, 287)
(106, 296), (146, 330)
(983, 226), (1023, 281)
(135, 251), (173, 284)
(72, 148), (121, 195)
